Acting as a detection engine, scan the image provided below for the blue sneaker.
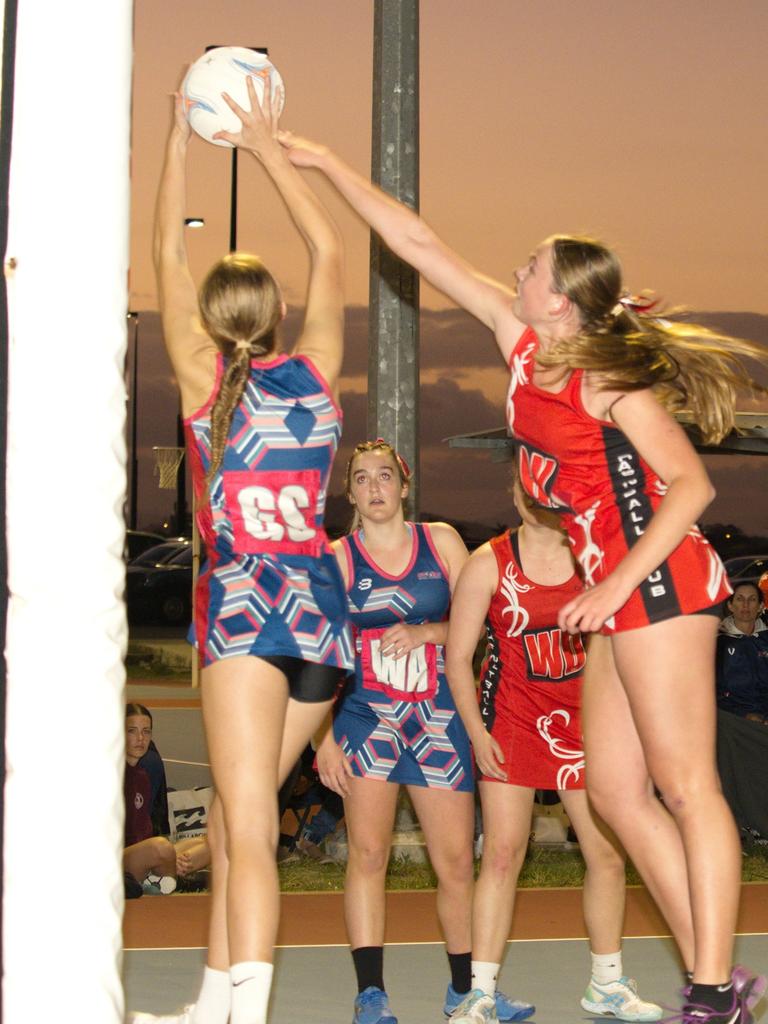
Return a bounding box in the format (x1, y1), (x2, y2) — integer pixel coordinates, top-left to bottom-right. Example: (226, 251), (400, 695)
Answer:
(353, 986), (398, 1024)
(444, 984), (535, 1022)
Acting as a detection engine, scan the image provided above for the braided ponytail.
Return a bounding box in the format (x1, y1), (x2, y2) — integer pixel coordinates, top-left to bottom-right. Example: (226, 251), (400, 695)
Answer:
(198, 253), (283, 495)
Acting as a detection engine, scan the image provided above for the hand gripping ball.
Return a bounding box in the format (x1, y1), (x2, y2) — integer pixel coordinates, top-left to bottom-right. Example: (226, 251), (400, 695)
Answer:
(181, 46), (285, 147)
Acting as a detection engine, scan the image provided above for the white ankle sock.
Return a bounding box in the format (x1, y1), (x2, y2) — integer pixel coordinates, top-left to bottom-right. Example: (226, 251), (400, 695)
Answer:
(230, 961), (274, 1024)
(471, 961), (499, 998)
(191, 966), (230, 1024)
(591, 951), (623, 986)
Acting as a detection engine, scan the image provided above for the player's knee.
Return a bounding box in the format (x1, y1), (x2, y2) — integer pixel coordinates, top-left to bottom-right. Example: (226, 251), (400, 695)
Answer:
(434, 845), (474, 886)
(481, 835), (527, 879)
(585, 780), (626, 827)
(152, 836), (177, 874)
(226, 812), (280, 854)
(348, 840), (390, 876)
(583, 841), (626, 882)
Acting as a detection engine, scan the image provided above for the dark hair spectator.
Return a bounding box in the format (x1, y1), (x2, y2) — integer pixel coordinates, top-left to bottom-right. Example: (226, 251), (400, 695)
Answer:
(716, 582), (768, 721)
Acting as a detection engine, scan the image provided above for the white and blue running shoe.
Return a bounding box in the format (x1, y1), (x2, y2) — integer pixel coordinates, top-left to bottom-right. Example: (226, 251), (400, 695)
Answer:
(353, 986), (398, 1024)
(445, 983), (535, 1022)
(447, 989), (498, 1023)
(580, 977), (662, 1022)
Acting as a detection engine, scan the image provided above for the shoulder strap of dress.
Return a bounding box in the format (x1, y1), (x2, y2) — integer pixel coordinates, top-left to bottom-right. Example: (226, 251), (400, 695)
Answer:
(490, 530), (517, 589)
(510, 528), (522, 569)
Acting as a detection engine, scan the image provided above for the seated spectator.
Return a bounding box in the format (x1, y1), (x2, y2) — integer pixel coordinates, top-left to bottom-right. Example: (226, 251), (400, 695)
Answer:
(716, 582), (768, 722)
(276, 743), (346, 864)
(124, 702), (211, 896)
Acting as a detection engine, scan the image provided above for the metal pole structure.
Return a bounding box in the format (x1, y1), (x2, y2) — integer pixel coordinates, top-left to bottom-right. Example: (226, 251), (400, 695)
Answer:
(205, 45), (269, 254)
(369, 0), (420, 517)
(229, 147), (238, 252)
(128, 311), (139, 529)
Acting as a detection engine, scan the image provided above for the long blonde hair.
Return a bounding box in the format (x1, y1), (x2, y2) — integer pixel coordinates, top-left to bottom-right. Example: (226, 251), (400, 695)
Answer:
(537, 235), (766, 444)
(198, 253), (283, 493)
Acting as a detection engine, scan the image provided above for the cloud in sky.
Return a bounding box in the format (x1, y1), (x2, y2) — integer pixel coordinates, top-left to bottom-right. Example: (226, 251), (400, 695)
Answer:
(132, 307), (768, 536)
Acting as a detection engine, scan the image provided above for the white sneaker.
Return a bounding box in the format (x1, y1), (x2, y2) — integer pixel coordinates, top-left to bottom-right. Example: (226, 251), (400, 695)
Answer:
(142, 873), (177, 895)
(449, 989), (498, 1023)
(126, 1004), (194, 1023)
(581, 977), (662, 1022)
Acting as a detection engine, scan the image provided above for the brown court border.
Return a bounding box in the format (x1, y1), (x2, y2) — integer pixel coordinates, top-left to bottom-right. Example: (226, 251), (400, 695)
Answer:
(124, 884), (768, 951)
(126, 694), (768, 951)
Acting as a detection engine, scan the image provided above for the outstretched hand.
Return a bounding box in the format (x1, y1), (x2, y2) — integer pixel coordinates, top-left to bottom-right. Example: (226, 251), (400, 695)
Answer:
(213, 74), (284, 158)
(277, 130), (329, 168)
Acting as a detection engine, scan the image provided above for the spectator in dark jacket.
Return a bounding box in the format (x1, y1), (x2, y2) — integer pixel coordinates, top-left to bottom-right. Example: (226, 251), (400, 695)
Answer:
(716, 582), (768, 721)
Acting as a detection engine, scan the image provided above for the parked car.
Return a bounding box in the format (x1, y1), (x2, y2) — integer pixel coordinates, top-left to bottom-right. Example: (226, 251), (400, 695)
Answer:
(125, 529), (166, 562)
(126, 541), (195, 625)
(728, 556), (768, 589)
(129, 539), (190, 567)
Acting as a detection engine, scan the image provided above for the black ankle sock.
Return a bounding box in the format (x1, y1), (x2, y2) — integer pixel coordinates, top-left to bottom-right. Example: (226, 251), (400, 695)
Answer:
(688, 982), (734, 1014)
(447, 951), (472, 995)
(352, 946), (385, 993)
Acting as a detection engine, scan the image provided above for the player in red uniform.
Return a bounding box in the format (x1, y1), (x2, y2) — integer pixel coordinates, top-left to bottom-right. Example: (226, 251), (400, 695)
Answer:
(445, 479), (660, 1023)
(130, 81), (351, 1024)
(277, 134), (767, 1024)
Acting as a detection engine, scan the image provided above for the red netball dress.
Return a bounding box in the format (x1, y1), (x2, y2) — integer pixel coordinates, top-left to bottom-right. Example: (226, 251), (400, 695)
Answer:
(505, 327), (730, 633)
(480, 529), (586, 789)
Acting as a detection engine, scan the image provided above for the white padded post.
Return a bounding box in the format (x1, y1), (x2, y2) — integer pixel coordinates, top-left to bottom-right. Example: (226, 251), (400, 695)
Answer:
(3, 1), (133, 1021)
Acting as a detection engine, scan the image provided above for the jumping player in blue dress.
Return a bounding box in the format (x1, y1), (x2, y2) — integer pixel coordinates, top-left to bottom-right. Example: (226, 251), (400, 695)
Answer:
(316, 440), (533, 1024)
(129, 77), (352, 1024)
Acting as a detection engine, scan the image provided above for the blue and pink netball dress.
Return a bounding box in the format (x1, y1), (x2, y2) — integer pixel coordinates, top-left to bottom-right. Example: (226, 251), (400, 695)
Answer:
(506, 327), (731, 633)
(333, 523), (473, 791)
(185, 353), (353, 673)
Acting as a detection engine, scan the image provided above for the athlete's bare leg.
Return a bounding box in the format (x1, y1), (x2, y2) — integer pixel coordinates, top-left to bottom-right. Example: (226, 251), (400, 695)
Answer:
(343, 776), (399, 948)
(559, 788), (625, 955)
(204, 795), (230, 972)
(585, 617), (740, 981)
(203, 672), (334, 970)
(471, 782), (536, 963)
(408, 786), (474, 953)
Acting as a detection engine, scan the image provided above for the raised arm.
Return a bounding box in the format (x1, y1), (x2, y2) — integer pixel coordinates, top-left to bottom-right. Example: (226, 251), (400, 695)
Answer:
(279, 133), (527, 364)
(153, 95), (219, 416)
(216, 79), (345, 392)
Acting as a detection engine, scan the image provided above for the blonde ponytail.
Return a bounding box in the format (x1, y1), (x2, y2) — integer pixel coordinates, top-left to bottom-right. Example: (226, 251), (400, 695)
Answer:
(538, 235), (767, 444)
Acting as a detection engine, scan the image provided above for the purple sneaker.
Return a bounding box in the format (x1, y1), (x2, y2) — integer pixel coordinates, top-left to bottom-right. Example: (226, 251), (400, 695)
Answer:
(730, 967), (767, 1009)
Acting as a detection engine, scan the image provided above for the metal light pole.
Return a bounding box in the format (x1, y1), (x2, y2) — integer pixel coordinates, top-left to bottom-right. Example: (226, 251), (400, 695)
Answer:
(369, 0), (420, 516)
(205, 45), (269, 252)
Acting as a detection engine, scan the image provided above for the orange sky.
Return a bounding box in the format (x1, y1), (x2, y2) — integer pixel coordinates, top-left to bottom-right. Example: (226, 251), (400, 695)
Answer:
(131, 0), (768, 316)
(129, 1), (768, 535)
